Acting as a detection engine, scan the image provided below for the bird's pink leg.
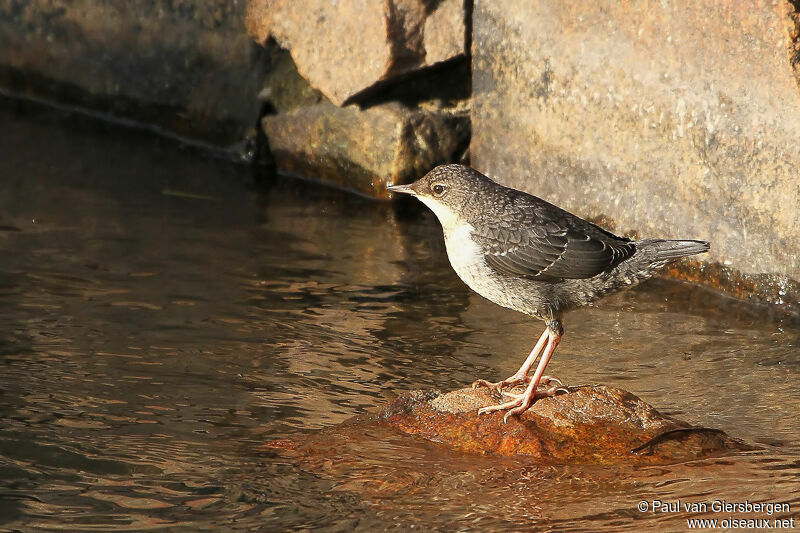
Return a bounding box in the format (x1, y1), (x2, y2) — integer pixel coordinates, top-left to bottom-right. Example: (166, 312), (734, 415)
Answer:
(472, 328), (561, 390)
(478, 327), (564, 422)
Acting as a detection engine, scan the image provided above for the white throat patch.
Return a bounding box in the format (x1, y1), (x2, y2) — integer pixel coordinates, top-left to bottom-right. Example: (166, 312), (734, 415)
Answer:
(417, 197), (462, 235)
(417, 196), (488, 295)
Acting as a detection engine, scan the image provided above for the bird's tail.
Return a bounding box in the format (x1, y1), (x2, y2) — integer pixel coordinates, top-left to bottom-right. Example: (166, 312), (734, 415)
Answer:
(638, 238), (710, 261)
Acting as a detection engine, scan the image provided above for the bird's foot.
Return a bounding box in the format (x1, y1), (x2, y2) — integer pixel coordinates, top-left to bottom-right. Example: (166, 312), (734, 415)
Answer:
(471, 374), (562, 392)
(471, 375), (526, 392)
(477, 385), (568, 423)
(541, 375), (563, 387)
(500, 383), (569, 401)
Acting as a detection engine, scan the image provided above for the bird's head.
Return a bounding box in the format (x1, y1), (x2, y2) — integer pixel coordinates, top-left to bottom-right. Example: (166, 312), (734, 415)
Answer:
(388, 164), (490, 230)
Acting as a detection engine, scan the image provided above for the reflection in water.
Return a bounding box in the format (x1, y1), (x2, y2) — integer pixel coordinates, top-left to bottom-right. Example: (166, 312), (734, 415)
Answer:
(0, 101), (798, 531)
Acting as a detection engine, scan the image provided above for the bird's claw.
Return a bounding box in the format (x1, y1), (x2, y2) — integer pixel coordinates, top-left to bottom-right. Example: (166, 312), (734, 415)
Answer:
(503, 405), (527, 424)
(477, 385), (569, 423)
(471, 378), (498, 390)
(540, 375), (563, 387)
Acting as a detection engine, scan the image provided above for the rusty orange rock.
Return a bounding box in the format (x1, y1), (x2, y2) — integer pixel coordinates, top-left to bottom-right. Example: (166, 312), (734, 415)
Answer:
(379, 386), (744, 464)
(266, 385), (748, 467)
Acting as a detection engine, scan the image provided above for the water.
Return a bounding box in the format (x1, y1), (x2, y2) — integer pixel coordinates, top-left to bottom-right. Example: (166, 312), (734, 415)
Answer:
(1, 101), (798, 531)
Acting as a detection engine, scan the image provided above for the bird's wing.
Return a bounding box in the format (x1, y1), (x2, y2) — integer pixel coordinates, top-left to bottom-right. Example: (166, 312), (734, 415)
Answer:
(472, 194), (636, 282)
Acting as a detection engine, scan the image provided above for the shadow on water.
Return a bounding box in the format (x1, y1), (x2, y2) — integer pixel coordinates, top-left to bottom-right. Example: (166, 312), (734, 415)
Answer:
(0, 98), (798, 531)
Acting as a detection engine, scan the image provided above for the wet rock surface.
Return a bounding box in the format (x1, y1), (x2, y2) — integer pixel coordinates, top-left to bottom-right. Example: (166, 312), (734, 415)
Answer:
(246, 0), (467, 106)
(267, 385), (748, 467)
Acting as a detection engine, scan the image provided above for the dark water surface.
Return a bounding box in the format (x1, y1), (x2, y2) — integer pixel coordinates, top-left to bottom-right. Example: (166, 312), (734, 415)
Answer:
(1, 102), (799, 531)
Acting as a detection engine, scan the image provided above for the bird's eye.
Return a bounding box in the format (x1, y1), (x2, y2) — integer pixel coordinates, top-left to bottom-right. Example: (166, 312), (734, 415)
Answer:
(432, 184), (446, 196)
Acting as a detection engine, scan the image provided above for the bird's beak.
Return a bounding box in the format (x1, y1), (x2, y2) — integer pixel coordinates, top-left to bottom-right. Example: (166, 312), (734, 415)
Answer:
(387, 183), (417, 196)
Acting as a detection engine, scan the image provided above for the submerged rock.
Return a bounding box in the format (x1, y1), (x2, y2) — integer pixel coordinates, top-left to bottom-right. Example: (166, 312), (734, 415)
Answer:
(266, 385), (748, 467)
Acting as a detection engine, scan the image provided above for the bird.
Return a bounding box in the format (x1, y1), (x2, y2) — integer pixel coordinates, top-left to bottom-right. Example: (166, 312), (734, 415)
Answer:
(387, 164), (709, 422)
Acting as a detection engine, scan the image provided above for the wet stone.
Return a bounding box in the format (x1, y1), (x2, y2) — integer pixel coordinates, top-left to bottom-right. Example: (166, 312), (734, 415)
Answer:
(386, 385), (746, 463)
(265, 385), (749, 467)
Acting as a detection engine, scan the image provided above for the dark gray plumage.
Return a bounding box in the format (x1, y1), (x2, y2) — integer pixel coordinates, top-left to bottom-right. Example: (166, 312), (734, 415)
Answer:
(388, 164), (709, 421)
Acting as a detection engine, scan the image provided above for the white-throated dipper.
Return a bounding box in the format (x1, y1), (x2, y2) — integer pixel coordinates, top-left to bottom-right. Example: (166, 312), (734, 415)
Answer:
(388, 164), (709, 422)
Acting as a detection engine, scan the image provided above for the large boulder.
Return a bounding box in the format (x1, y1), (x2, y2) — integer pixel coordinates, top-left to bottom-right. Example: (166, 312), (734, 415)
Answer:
(246, 0), (467, 106)
(471, 1), (800, 309)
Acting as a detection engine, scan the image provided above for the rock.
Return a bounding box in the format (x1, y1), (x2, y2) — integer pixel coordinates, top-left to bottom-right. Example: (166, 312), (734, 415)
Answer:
(0, 1), (271, 146)
(258, 48), (325, 114)
(261, 100), (469, 197)
(381, 385), (744, 463)
(265, 385), (748, 467)
(246, 0), (467, 106)
(471, 1), (800, 308)
(423, 0), (467, 66)
(255, 49), (470, 196)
